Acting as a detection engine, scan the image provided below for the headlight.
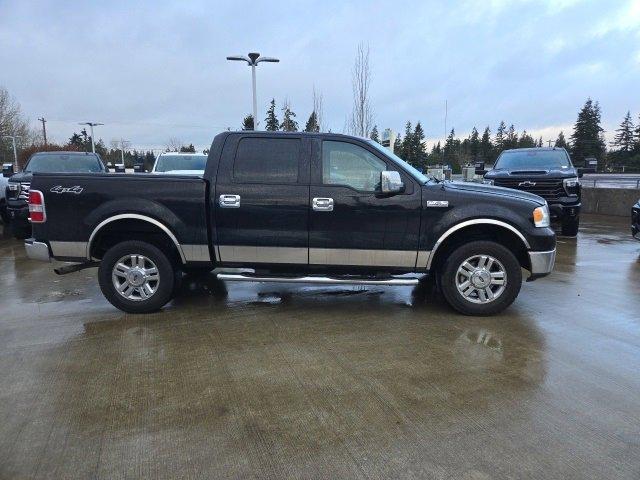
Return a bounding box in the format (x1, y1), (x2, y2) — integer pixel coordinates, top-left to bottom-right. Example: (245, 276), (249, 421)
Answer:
(563, 177), (580, 195)
(533, 204), (550, 228)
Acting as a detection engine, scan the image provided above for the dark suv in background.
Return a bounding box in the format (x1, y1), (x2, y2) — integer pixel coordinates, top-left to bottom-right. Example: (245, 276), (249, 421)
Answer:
(5, 151), (106, 238)
(484, 148), (582, 236)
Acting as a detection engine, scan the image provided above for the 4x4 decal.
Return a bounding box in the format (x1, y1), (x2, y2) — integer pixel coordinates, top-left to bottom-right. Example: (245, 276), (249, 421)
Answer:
(50, 185), (83, 194)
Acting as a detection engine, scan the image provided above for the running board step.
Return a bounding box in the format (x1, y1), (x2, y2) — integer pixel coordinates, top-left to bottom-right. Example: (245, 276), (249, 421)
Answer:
(216, 273), (420, 286)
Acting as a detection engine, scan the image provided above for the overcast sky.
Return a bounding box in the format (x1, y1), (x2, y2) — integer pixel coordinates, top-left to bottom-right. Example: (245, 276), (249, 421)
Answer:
(1, 0), (639, 151)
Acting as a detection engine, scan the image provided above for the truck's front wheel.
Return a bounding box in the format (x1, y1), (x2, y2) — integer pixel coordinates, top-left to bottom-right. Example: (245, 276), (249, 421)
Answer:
(439, 241), (522, 316)
(98, 240), (176, 313)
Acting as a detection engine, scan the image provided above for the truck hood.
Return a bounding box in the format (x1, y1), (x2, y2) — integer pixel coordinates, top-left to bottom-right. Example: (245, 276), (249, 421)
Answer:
(484, 167), (579, 180)
(7, 171), (33, 183)
(445, 181), (545, 205)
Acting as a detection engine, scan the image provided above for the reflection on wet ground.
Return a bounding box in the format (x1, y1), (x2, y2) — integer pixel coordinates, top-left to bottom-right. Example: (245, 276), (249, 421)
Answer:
(1, 214), (640, 479)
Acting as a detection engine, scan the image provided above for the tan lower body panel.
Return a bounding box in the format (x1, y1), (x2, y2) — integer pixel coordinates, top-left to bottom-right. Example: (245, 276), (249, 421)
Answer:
(309, 248), (417, 267)
(49, 241), (88, 258)
(217, 246), (307, 264)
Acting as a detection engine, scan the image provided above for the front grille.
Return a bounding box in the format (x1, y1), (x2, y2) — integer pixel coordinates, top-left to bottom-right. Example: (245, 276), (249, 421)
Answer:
(494, 179), (565, 200)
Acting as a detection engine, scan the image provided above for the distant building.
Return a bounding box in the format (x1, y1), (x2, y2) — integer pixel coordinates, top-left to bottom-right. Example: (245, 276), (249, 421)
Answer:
(381, 129), (397, 153)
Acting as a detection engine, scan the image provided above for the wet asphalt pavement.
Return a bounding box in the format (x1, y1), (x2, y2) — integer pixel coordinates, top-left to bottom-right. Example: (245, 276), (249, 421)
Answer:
(1, 214), (640, 479)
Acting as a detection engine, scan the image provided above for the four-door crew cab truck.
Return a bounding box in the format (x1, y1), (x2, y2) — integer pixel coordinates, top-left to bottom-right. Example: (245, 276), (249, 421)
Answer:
(25, 132), (556, 315)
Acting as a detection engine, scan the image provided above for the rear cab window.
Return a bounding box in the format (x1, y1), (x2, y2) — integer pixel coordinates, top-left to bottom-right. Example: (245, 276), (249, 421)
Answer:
(233, 137), (301, 184)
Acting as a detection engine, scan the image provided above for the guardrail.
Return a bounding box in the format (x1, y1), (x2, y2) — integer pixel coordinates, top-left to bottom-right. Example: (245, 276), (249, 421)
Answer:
(582, 178), (640, 189)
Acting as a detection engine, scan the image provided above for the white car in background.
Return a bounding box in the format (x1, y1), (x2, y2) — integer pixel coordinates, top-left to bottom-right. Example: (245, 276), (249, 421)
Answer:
(152, 152), (207, 175)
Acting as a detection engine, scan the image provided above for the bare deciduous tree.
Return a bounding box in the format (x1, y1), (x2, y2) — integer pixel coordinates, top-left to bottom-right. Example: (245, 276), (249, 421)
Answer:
(165, 137), (183, 152)
(0, 86), (34, 155)
(348, 43), (374, 138)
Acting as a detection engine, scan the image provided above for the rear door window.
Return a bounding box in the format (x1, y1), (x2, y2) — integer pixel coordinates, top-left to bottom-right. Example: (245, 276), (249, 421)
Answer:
(233, 137), (300, 184)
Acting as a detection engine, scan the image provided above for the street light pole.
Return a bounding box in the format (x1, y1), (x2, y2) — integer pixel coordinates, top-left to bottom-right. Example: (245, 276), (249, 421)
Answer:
(2, 135), (21, 169)
(78, 122), (104, 153)
(226, 52), (280, 130)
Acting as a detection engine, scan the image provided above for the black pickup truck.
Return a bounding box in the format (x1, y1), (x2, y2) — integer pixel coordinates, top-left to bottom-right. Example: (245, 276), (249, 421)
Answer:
(484, 147), (582, 236)
(25, 132), (556, 315)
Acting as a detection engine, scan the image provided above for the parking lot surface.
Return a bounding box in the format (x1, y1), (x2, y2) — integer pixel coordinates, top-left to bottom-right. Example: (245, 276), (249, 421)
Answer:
(1, 214), (639, 479)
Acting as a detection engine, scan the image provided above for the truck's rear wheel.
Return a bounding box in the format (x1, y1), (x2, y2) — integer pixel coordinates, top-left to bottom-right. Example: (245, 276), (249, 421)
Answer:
(98, 240), (176, 313)
(439, 240), (522, 316)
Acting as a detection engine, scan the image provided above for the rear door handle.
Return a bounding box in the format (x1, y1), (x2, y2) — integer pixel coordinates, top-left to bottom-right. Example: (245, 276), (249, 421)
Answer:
(313, 197), (334, 211)
(219, 194), (241, 208)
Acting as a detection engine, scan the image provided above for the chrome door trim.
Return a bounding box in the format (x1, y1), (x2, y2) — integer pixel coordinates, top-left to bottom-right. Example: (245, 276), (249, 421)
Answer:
(87, 213), (186, 264)
(309, 248), (417, 267)
(218, 245), (308, 264)
(182, 244), (211, 262)
(425, 218), (531, 270)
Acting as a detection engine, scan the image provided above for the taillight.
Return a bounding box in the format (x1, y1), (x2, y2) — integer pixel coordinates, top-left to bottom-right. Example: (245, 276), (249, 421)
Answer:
(28, 190), (46, 223)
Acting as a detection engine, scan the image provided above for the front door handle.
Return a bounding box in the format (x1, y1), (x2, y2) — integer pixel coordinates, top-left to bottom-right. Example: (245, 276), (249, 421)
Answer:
(219, 194), (241, 208)
(313, 197), (334, 212)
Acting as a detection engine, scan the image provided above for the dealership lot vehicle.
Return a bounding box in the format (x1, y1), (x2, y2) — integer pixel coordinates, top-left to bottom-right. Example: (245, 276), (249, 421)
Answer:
(633, 199), (640, 240)
(6, 151), (106, 239)
(0, 165), (10, 224)
(484, 147), (582, 236)
(151, 152), (207, 175)
(1, 214), (639, 479)
(28, 132), (556, 315)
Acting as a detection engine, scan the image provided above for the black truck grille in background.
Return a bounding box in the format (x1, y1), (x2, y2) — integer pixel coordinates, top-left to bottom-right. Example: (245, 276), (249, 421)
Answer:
(493, 179), (564, 200)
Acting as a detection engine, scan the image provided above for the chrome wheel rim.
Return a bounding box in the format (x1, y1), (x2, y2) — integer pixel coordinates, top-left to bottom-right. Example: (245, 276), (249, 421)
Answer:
(112, 254), (160, 301)
(455, 254), (506, 304)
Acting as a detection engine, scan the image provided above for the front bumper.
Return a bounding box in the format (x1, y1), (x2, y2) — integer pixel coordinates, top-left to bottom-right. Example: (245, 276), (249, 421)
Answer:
(548, 201), (580, 220)
(528, 248), (556, 279)
(25, 238), (51, 262)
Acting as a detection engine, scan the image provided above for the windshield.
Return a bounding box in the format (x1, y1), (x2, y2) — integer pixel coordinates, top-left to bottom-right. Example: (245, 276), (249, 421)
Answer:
(25, 153), (103, 173)
(367, 140), (429, 184)
(494, 150), (572, 170)
(154, 155), (207, 172)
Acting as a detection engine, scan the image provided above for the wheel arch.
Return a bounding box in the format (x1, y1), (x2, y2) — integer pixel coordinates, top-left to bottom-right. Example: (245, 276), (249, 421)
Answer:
(426, 219), (531, 272)
(87, 214), (186, 264)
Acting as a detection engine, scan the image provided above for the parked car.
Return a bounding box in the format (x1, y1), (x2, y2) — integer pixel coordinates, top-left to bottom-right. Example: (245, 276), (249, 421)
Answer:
(484, 147), (582, 236)
(633, 199), (640, 240)
(152, 152), (207, 175)
(0, 164), (12, 224)
(6, 151), (106, 239)
(25, 132), (556, 315)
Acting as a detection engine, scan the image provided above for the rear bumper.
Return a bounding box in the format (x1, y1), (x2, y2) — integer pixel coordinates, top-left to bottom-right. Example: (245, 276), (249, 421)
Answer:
(7, 204), (29, 225)
(528, 248), (556, 279)
(25, 238), (51, 262)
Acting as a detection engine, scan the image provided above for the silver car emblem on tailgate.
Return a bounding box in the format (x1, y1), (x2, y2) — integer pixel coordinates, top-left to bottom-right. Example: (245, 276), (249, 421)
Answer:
(50, 185), (84, 194)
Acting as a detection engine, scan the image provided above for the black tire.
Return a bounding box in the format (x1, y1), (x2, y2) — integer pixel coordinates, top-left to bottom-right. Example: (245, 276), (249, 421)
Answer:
(439, 240), (522, 316)
(561, 216), (579, 237)
(98, 240), (176, 313)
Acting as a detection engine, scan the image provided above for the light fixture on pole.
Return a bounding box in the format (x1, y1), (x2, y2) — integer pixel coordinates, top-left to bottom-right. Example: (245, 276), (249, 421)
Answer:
(226, 52), (279, 130)
(78, 122), (104, 153)
(1, 135), (21, 169)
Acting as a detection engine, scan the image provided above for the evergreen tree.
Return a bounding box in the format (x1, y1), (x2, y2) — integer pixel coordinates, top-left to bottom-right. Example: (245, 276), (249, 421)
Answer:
(495, 121), (506, 153)
(555, 131), (568, 149)
(570, 98), (606, 161)
(370, 125), (380, 143)
(413, 122), (427, 168)
(505, 124), (518, 149)
(304, 111), (320, 132)
(265, 99), (279, 131)
(242, 114), (254, 131)
(469, 127), (480, 158)
(393, 135), (402, 157)
(180, 143), (196, 153)
(400, 121), (413, 162)
(280, 102), (298, 132)
(612, 111), (634, 153)
(518, 130), (535, 148)
(635, 114), (640, 153)
(443, 129), (457, 165)
(537, 137), (543, 147)
(479, 127), (492, 162)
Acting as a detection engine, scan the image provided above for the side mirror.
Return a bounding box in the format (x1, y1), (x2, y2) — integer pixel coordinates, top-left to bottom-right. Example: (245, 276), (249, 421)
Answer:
(2, 163), (15, 178)
(577, 168), (584, 178)
(380, 171), (404, 194)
